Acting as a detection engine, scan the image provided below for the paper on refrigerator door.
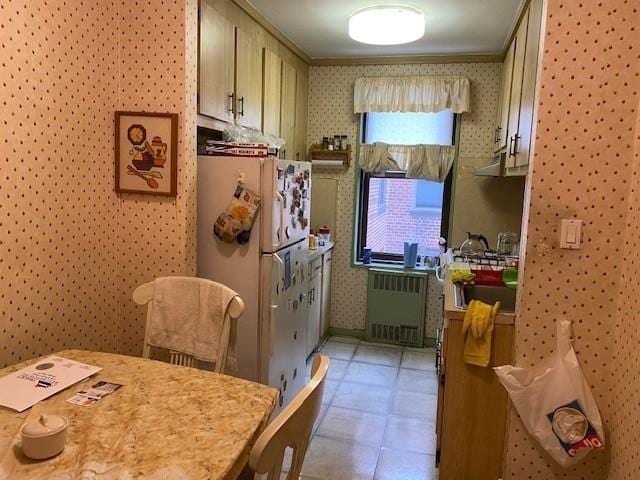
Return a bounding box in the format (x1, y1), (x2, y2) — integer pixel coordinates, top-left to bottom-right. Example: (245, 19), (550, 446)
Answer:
(0, 356), (101, 412)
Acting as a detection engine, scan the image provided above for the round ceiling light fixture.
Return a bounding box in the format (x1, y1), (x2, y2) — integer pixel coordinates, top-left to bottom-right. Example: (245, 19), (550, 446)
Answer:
(348, 5), (425, 45)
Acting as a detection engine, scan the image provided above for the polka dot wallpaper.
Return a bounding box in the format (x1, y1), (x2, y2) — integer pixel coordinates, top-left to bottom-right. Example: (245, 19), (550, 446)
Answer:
(307, 63), (503, 332)
(610, 98), (640, 479)
(2, 1), (640, 477)
(504, 0), (640, 478)
(0, 0), (198, 367)
(116, 0), (198, 357)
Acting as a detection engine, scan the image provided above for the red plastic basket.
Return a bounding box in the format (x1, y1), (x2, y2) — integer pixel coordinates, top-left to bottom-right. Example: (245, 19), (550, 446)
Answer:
(471, 268), (505, 286)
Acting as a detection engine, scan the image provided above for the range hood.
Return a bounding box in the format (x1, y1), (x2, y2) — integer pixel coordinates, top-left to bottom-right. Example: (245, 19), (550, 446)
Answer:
(475, 152), (506, 177)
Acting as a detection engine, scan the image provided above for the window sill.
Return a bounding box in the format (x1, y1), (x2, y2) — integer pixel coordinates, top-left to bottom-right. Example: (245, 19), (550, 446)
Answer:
(410, 206), (442, 216)
(352, 260), (435, 275)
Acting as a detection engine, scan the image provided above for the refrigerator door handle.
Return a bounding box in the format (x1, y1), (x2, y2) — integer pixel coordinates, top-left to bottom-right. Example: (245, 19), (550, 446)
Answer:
(273, 252), (285, 302)
(273, 191), (285, 250)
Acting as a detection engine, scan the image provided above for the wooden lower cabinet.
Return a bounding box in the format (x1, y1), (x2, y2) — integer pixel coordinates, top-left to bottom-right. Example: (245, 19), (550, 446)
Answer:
(437, 316), (514, 480)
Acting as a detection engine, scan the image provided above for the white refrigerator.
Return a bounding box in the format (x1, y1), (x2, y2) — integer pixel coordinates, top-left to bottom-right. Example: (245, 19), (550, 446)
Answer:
(197, 155), (311, 411)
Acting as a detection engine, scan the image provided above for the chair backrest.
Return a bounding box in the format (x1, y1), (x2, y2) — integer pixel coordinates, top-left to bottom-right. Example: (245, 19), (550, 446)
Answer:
(248, 355), (329, 480)
(132, 278), (245, 373)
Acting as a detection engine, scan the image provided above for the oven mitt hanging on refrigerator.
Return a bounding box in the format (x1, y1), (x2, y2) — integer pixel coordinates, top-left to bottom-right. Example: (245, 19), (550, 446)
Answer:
(214, 184), (261, 244)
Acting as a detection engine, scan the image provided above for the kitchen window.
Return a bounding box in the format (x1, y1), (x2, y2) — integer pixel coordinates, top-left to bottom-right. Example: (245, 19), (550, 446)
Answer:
(357, 111), (456, 263)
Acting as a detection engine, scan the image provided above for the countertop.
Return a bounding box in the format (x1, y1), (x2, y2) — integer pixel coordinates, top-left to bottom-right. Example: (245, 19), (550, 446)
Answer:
(0, 350), (278, 480)
(309, 241), (334, 261)
(443, 277), (516, 326)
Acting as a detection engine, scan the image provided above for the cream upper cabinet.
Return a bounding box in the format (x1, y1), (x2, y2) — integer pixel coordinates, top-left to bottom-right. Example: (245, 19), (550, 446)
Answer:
(197, 2), (310, 143)
(295, 70), (309, 161)
(280, 61), (297, 160)
(495, 43), (515, 152)
(235, 28), (263, 131)
(262, 48), (282, 137)
(505, 10), (529, 168)
(511, 0), (543, 171)
(198, 3), (235, 122)
(492, 0), (544, 176)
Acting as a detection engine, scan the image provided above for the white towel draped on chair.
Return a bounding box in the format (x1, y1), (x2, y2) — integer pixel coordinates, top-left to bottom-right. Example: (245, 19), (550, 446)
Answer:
(146, 276), (240, 370)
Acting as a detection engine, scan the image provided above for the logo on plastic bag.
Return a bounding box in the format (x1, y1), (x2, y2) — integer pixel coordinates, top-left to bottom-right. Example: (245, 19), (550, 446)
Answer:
(547, 400), (603, 457)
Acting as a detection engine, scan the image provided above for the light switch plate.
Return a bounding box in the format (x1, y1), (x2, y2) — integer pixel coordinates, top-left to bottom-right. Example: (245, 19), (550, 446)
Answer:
(560, 219), (582, 249)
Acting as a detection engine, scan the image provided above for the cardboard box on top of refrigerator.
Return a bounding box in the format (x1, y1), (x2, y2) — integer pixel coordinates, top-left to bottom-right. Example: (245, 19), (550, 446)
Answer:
(204, 141), (272, 157)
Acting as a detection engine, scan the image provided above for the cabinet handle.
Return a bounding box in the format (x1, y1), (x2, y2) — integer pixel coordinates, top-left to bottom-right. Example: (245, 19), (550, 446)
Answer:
(228, 93), (234, 113)
(508, 136), (516, 157)
(512, 134), (521, 156)
(238, 96), (245, 116)
(495, 126), (501, 143)
(296, 152), (300, 161)
(281, 148), (286, 159)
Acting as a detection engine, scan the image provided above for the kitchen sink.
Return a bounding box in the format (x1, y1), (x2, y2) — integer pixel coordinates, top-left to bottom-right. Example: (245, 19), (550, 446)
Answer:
(454, 284), (516, 313)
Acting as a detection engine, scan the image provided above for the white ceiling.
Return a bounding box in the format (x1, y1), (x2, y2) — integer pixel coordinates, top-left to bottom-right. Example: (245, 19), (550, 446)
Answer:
(247, 0), (524, 58)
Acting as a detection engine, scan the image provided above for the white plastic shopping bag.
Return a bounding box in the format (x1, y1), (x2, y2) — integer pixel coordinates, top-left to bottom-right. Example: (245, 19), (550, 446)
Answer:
(494, 318), (605, 467)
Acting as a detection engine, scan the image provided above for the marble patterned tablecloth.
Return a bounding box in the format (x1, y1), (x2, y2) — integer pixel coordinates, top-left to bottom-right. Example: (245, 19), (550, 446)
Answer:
(0, 350), (278, 480)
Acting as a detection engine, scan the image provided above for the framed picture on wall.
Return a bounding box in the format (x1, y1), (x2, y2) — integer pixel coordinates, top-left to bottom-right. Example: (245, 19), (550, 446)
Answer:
(115, 111), (178, 196)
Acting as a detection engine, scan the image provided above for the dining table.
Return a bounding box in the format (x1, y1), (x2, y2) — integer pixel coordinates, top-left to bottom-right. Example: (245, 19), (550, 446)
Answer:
(0, 350), (278, 480)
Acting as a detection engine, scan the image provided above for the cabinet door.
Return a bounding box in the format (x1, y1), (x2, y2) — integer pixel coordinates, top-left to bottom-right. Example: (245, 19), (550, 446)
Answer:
(235, 28), (263, 130)
(435, 326), (447, 466)
(505, 11), (529, 168)
(307, 272), (322, 356)
(262, 48), (282, 137)
(280, 61), (297, 160)
(495, 42), (515, 151)
(320, 251), (332, 338)
(439, 319), (514, 479)
(514, 0), (543, 170)
(198, 3), (235, 122)
(295, 70), (309, 161)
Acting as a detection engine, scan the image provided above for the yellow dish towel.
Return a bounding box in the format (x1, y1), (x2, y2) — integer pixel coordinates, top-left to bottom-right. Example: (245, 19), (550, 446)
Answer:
(462, 300), (501, 367)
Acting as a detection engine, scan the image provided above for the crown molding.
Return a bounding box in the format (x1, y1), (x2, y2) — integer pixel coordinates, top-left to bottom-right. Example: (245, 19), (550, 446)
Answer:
(232, 0), (312, 64)
(310, 53), (502, 66)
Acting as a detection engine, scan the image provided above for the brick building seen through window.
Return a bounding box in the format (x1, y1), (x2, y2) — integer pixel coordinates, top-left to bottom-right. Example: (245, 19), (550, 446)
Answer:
(358, 111), (454, 262)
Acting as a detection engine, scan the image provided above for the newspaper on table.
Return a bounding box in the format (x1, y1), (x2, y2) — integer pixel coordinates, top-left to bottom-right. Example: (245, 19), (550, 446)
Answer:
(0, 355), (101, 412)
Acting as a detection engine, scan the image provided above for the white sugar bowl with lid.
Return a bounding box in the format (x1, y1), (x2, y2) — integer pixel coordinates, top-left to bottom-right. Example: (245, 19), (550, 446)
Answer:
(20, 414), (68, 460)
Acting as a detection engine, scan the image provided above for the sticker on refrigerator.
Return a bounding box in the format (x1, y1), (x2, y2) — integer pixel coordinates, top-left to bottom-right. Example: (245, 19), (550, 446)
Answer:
(284, 251), (292, 291)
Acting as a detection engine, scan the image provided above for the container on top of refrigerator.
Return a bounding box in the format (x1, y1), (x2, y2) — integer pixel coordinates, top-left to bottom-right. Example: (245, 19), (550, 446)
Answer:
(224, 124), (285, 149)
(204, 141), (268, 157)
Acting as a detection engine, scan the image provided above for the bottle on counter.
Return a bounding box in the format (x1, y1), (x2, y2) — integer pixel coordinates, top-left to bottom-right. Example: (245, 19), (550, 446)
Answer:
(322, 137), (329, 150)
(341, 135), (348, 150)
(334, 135), (341, 151)
(318, 226), (331, 245)
(328, 136), (334, 151)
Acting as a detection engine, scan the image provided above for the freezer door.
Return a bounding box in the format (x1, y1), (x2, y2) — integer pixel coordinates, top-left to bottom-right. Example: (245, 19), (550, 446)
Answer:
(261, 159), (311, 253)
(260, 240), (309, 413)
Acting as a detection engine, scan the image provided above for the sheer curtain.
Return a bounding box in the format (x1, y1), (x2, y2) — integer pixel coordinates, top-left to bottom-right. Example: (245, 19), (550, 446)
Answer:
(355, 75), (468, 181)
(359, 143), (456, 182)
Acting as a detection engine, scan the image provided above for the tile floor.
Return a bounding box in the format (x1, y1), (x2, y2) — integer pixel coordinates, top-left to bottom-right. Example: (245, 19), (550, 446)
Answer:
(287, 336), (439, 480)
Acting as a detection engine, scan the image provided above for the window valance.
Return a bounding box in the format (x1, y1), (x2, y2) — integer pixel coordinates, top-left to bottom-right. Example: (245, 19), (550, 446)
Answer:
(359, 143), (456, 182)
(354, 75), (470, 114)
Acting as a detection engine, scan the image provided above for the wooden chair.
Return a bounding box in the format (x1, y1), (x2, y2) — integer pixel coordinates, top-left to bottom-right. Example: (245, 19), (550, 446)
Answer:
(244, 355), (329, 480)
(132, 278), (245, 373)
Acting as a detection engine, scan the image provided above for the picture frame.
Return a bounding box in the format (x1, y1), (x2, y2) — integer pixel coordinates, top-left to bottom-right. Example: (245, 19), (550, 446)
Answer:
(115, 111), (178, 196)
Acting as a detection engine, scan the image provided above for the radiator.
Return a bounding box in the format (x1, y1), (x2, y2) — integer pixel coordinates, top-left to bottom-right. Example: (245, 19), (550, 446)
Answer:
(365, 269), (427, 347)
